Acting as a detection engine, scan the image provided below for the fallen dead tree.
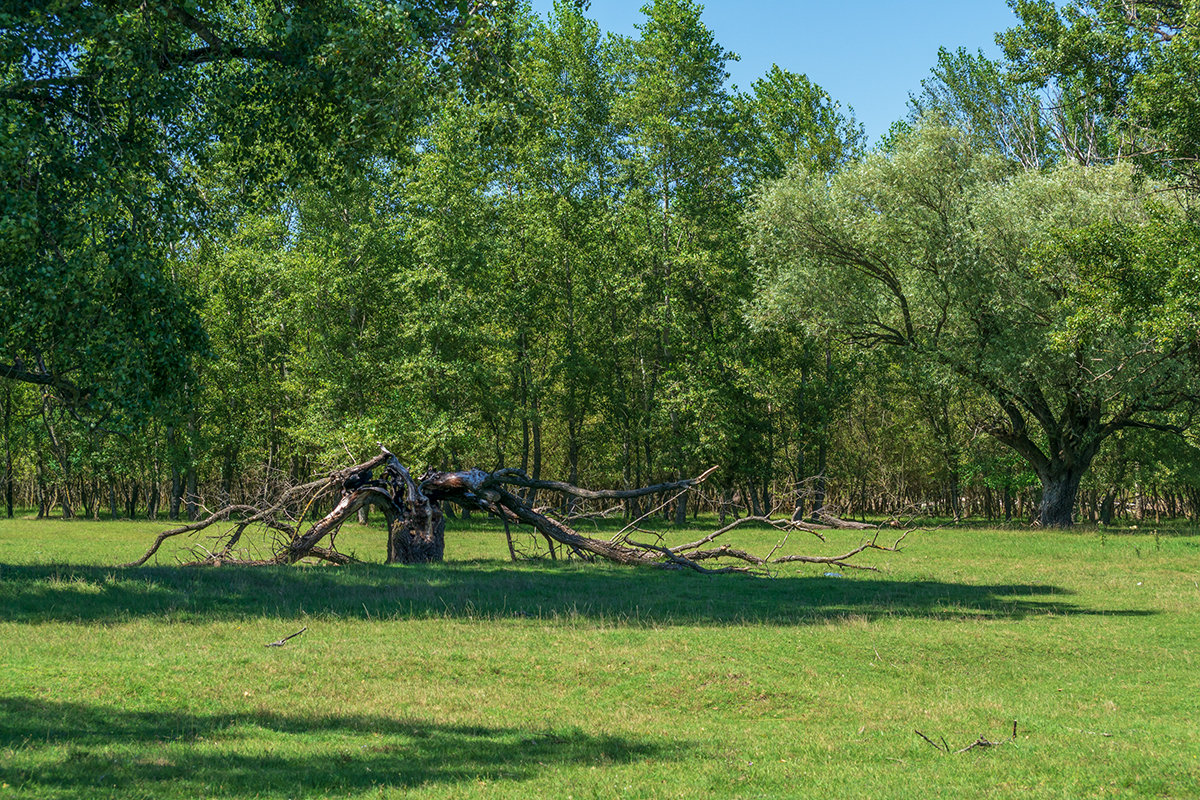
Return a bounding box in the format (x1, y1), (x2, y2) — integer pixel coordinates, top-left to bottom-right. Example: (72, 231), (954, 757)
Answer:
(122, 445), (911, 574)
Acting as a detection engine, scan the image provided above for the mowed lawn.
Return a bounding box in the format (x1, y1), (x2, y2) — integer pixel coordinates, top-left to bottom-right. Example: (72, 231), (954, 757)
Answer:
(0, 514), (1197, 799)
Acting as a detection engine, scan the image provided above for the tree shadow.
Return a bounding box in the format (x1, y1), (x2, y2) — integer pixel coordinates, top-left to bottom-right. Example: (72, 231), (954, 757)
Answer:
(0, 696), (662, 799)
(0, 561), (1154, 625)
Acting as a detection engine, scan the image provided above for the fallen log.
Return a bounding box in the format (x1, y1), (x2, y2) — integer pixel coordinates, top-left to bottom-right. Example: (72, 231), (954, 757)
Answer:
(123, 446), (910, 574)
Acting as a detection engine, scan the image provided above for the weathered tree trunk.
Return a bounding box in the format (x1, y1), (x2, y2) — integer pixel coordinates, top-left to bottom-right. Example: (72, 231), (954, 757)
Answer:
(1037, 467), (1084, 527)
(387, 507), (445, 563)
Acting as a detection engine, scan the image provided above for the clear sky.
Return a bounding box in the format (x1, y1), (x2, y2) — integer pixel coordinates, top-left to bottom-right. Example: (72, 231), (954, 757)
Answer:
(527, 0), (1022, 144)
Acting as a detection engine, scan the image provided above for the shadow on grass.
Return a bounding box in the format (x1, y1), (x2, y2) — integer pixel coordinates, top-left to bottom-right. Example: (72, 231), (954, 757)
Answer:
(0, 696), (661, 799)
(0, 561), (1153, 625)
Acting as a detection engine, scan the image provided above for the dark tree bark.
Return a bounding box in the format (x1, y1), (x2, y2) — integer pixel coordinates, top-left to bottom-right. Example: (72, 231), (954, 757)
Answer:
(1037, 466), (1085, 527)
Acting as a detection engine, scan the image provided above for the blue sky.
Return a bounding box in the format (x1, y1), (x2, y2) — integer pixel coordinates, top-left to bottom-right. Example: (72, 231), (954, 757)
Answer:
(527, 0), (1021, 143)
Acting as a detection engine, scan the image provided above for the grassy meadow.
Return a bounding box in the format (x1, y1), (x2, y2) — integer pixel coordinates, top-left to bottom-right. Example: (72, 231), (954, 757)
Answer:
(0, 512), (1197, 799)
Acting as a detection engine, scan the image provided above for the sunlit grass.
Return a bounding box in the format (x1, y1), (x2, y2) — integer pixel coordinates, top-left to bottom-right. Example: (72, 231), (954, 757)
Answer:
(0, 514), (1197, 798)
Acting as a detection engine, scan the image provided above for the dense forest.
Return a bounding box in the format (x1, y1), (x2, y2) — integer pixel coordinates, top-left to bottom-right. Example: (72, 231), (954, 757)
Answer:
(3, 0), (1199, 528)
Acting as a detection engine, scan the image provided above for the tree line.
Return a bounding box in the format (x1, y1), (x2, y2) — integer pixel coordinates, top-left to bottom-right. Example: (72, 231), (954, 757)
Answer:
(2, 0), (1198, 527)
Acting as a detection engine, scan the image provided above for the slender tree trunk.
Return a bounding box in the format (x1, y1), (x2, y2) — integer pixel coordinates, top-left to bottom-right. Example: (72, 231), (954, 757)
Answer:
(77, 478), (90, 519)
(811, 346), (831, 520)
(39, 394), (73, 519)
(748, 480), (764, 516)
(167, 425), (182, 521)
(147, 432), (160, 520)
(622, 424), (636, 520)
(4, 443), (11, 519)
(529, 404), (542, 508)
(947, 466), (961, 522)
(126, 481), (139, 519)
(185, 415), (198, 521)
(2, 386), (12, 519)
(220, 450), (236, 508)
(791, 364), (809, 522)
(35, 456), (46, 518)
(566, 416), (581, 517)
(1099, 489), (1117, 525)
(812, 439), (827, 519)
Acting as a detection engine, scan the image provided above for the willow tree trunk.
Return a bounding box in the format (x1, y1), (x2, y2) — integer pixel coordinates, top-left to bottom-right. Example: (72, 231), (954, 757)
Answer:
(1037, 466), (1085, 527)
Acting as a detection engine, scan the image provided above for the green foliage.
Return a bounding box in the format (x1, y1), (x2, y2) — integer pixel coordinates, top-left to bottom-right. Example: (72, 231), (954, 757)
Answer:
(909, 46), (1053, 168)
(737, 65), (865, 181)
(1001, 0), (1200, 185)
(1042, 211), (1200, 344)
(749, 123), (1200, 523)
(0, 1), (510, 425)
(16, 0), (1196, 528)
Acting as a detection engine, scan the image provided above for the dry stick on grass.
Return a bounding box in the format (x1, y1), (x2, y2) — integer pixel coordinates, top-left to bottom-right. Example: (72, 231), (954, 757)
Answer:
(265, 626), (308, 647)
(915, 721), (1018, 754)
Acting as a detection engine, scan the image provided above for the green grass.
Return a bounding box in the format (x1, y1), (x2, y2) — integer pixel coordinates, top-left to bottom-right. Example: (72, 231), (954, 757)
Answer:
(0, 514), (1197, 798)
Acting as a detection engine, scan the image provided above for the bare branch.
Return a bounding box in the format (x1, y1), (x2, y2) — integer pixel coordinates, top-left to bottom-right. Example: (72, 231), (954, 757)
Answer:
(119, 448), (907, 575)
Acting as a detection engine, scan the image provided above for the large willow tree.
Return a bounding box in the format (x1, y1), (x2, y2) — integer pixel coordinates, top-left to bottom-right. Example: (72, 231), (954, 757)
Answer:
(750, 124), (1200, 526)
